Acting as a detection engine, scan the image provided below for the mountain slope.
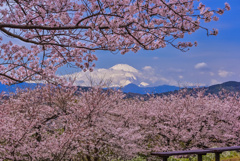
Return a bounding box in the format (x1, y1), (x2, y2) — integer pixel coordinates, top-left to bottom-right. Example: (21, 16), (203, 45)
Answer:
(122, 83), (180, 94)
(0, 83), (39, 93)
(207, 81), (240, 94)
(154, 81), (240, 97)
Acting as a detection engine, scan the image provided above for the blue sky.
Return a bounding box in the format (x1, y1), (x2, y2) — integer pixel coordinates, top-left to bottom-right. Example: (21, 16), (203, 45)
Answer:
(63, 0), (240, 87)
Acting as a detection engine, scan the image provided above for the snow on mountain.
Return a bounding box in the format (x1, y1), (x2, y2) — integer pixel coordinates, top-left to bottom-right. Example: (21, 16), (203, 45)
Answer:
(62, 64), (140, 87)
(139, 82), (149, 87)
(61, 64), (180, 87)
(110, 64), (138, 73)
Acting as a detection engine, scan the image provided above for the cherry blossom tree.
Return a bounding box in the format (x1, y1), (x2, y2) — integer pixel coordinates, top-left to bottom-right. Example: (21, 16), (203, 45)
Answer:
(0, 0), (230, 84)
(1, 86), (239, 160)
(0, 85), (128, 160)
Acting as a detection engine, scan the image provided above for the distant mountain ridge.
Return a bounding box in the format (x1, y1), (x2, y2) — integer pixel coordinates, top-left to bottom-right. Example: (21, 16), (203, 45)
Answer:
(154, 81), (240, 97)
(0, 82), (38, 93)
(121, 83), (180, 94)
(0, 82), (181, 94)
(207, 81), (240, 93)
(1, 81), (240, 97)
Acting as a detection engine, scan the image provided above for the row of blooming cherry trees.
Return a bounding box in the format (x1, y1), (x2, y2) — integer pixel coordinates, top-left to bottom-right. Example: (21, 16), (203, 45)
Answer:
(1, 86), (239, 160)
(0, 0), (230, 84)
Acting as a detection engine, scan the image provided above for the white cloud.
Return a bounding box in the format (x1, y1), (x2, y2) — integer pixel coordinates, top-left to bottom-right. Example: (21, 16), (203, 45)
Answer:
(179, 75), (183, 79)
(142, 66), (153, 70)
(218, 70), (233, 77)
(194, 62), (208, 70)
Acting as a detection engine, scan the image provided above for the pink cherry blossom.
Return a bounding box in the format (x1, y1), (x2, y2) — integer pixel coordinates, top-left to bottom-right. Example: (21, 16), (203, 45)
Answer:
(0, 86), (239, 160)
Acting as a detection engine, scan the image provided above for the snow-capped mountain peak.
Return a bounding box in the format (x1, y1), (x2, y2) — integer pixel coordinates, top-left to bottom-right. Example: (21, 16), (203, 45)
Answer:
(110, 64), (138, 73)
